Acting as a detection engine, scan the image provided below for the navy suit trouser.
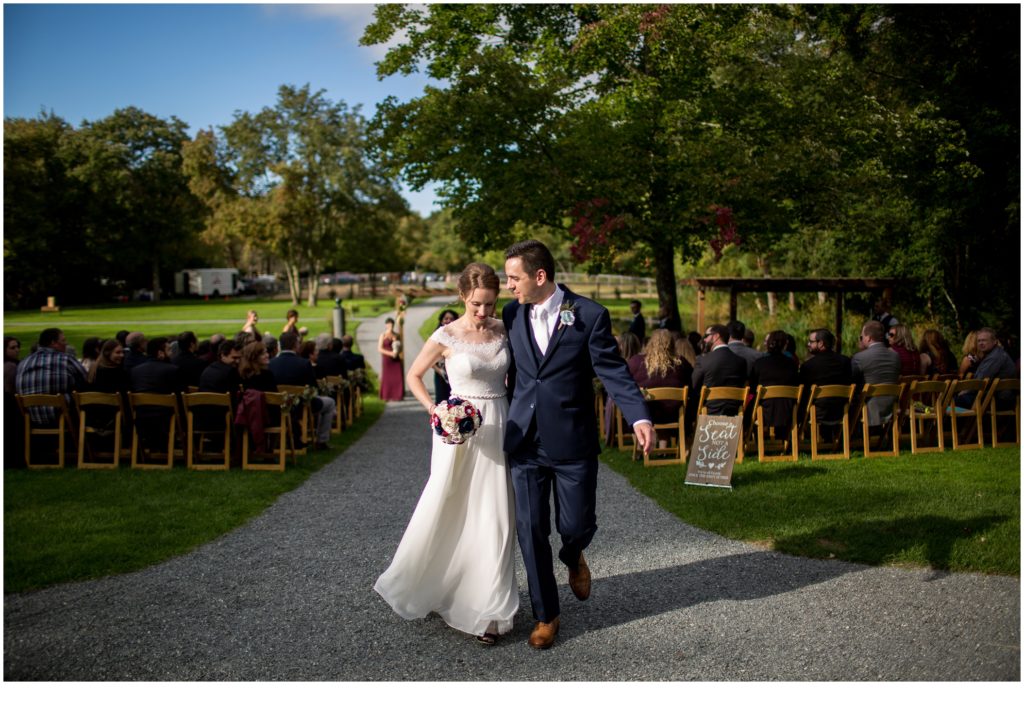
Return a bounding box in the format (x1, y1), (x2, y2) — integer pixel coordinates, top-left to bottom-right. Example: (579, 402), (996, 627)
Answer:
(509, 435), (598, 623)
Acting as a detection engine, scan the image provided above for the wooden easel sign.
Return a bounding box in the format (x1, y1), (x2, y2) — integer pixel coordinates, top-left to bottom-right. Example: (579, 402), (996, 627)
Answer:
(685, 415), (743, 489)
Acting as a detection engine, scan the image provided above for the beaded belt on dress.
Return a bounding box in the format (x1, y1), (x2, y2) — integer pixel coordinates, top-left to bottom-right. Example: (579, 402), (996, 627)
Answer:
(454, 391), (507, 399)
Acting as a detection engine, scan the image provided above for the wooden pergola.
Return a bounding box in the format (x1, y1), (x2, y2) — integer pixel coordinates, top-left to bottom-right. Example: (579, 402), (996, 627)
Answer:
(681, 277), (901, 353)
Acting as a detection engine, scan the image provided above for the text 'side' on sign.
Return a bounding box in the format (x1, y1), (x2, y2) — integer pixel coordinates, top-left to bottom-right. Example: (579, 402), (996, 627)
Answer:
(685, 414), (743, 489)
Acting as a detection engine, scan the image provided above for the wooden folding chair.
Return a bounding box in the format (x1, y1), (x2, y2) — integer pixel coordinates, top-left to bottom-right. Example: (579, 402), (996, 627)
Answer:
(750, 385), (802, 462)
(980, 378), (1020, 447)
(857, 384), (904, 457)
(183, 392), (233, 470)
(632, 387), (688, 467)
(324, 375), (347, 434)
(944, 378), (989, 451)
(73, 391), (124, 469)
(907, 380), (951, 454)
(801, 384), (856, 460)
(595, 386), (606, 442)
(15, 394), (75, 469)
(241, 391), (293, 471)
(697, 385), (749, 462)
(277, 384), (312, 454)
(128, 392), (183, 469)
(613, 403), (637, 452)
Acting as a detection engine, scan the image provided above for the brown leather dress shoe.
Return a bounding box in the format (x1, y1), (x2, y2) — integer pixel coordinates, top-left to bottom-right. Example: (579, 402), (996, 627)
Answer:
(568, 553), (591, 601)
(528, 617), (560, 649)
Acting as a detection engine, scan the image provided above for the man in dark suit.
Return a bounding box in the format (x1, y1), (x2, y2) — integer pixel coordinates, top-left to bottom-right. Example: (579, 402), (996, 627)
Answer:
(198, 340), (242, 395)
(339, 335), (365, 372)
(627, 300), (646, 344)
(504, 240), (653, 650)
(130, 336), (183, 449)
(726, 320), (762, 373)
(123, 332), (148, 370)
(270, 332), (336, 449)
(851, 320), (902, 425)
(799, 328), (853, 427)
(313, 334), (348, 380)
(172, 331), (207, 388)
(691, 324), (749, 415)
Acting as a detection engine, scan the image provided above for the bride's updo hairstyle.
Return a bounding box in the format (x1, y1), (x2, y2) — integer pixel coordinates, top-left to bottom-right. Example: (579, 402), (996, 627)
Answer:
(457, 262), (500, 298)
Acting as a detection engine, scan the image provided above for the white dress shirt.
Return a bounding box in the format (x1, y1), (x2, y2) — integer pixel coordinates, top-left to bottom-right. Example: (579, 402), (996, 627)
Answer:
(530, 287), (564, 355)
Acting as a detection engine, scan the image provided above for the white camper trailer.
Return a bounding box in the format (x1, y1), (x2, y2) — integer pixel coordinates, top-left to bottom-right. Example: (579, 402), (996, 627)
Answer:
(174, 268), (241, 297)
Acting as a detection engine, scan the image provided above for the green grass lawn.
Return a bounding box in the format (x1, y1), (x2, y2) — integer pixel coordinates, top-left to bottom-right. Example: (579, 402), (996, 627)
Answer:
(601, 445), (1020, 575)
(4, 396), (386, 594)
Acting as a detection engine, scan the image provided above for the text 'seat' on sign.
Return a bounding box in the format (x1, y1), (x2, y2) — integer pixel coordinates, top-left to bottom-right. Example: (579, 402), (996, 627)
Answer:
(685, 415), (743, 489)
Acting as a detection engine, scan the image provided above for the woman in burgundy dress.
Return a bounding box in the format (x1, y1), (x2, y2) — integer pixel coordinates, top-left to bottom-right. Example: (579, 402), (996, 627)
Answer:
(378, 317), (404, 401)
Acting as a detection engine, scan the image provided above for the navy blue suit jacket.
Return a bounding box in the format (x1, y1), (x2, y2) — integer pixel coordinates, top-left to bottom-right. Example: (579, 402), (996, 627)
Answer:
(269, 351), (316, 388)
(503, 286), (650, 461)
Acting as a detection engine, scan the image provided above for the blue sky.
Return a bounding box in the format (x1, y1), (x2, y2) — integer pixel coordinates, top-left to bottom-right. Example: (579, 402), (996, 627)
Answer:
(3, 2), (442, 215)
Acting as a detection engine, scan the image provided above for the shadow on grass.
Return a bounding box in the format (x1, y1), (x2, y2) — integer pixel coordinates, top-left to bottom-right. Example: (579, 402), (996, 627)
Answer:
(771, 514), (1010, 573)
(547, 550), (856, 642)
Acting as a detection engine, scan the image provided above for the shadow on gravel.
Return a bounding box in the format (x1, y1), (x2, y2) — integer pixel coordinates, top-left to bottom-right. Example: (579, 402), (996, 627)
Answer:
(563, 550), (855, 639)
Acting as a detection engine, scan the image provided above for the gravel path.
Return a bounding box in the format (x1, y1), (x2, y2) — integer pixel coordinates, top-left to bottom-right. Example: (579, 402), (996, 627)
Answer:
(4, 299), (1020, 680)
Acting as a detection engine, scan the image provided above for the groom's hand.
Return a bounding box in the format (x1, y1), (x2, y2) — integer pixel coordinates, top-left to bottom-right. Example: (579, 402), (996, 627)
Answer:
(633, 421), (656, 455)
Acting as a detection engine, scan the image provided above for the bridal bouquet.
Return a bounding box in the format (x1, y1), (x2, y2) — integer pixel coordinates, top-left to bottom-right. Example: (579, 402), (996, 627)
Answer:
(431, 396), (483, 445)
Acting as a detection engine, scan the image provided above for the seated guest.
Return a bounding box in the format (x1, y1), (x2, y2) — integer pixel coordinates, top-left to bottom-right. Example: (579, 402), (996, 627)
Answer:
(88, 339), (130, 396)
(852, 321), (901, 426)
(239, 341), (277, 393)
(314, 333), (347, 380)
(115, 330), (130, 348)
(80, 337), (102, 374)
(726, 320), (762, 373)
(798, 328), (852, 426)
(5, 336), (21, 394)
(298, 340), (318, 364)
(750, 330), (800, 432)
(202, 333), (227, 364)
(955, 327), (1018, 409)
(627, 329), (691, 432)
(129, 337), (182, 449)
(691, 324), (748, 416)
(340, 335), (366, 372)
(959, 331), (979, 377)
(84, 339), (130, 435)
(919, 329), (958, 377)
(199, 341), (243, 395)
(123, 332), (148, 370)
(888, 325), (921, 376)
(263, 334), (279, 360)
(271, 332), (336, 450)
(172, 331), (208, 388)
(15, 327), (87, 426)
(674, 333), (698, 371)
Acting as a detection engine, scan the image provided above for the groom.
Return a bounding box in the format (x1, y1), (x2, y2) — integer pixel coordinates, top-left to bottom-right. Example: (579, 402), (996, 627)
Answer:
(503, 239), (655, 649)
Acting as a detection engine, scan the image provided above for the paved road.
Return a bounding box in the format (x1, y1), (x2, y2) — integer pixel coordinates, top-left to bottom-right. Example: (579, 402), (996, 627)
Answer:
(4, 299), (1020, 679)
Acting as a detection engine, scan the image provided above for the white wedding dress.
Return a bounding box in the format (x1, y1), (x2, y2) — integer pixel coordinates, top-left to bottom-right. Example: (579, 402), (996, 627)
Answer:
(373, 324), (518, 636)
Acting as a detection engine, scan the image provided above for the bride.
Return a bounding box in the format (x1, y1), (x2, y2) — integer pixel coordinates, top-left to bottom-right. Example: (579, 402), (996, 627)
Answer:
(373, 262), (518, 645)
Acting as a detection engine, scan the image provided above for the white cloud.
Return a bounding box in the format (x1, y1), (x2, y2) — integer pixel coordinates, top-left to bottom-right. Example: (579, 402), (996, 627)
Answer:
(266, 2), (424, 62)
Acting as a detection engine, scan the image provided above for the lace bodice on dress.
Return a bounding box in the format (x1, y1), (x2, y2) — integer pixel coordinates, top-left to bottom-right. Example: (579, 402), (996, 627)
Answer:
(430, 325), (509, 399)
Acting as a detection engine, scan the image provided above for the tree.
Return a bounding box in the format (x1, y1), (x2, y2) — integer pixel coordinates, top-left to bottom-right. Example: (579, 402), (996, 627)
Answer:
(218, 84), (409, 306)
(65, 107), (204, 301)
(3, 114), (81, 307)
(360, 5), (894, 330)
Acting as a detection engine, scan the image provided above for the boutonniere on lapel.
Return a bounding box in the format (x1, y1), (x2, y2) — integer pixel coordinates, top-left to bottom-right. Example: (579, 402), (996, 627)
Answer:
(557, 301), (578, 330)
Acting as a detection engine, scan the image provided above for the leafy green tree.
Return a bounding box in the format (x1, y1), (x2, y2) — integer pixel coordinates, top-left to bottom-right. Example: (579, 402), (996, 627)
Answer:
(219, 84), (409, 306)
(64, 107), (203, 301)
(3, 114), (82, 307)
